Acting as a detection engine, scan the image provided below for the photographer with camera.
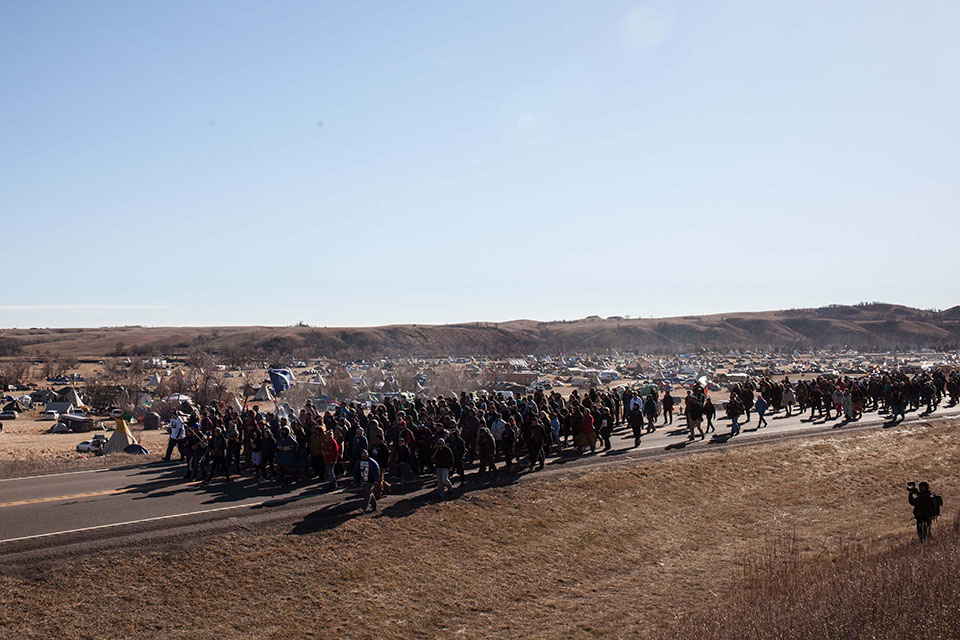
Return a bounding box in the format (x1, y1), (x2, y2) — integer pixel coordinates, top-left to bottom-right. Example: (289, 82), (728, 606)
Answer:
(907, 481), (943, 542)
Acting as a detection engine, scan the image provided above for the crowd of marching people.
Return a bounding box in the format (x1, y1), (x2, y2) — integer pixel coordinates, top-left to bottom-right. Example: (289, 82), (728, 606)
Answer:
(161, 368), (960, 511)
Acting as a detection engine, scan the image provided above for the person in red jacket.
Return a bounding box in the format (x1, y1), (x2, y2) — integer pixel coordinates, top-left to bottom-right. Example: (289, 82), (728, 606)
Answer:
(321, 429), (341, 491)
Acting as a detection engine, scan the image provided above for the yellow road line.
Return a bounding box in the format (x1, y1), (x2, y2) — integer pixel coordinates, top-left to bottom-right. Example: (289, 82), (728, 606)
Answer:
(0, 489), (133, 508)
(0, 479), (206, 509)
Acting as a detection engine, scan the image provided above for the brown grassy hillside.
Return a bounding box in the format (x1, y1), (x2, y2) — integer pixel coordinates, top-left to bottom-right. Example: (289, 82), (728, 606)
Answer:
(1, 419), (958, 639)
(2, 303), (958, 359)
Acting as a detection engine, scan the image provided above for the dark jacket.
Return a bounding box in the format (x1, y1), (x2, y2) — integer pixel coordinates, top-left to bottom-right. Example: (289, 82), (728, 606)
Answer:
(353, 457), (381, 484)
(910, 490), (941, 520)
(433, 444), (454, 469)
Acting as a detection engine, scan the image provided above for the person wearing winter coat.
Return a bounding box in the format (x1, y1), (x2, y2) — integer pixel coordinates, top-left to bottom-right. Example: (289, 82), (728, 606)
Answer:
(662, 391), (675, 425)
(703, 397), (716, 433)
(643, 396), (659, 433)
(276, 427), (299, 484)
(353, 449), (381, 513)
(527, 419), (547, 470)
(755, 395), (769, 428)
(726, 396), (744, 436)
(321, 429), (340, 490)
(782, 385), (796, 417)
(477, 427), (498, 477)
(576, 410), (596, 454)
(309, 425), (326, 479)
(432, 438), (455, 498)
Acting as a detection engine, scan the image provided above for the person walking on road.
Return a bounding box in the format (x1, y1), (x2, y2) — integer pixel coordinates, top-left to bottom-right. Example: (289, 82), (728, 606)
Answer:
(432, 438), (455, 499)
(703, 397), (716, 433)
(755, 395), (769, 428)
(205, 428), (230, 483)
(643, 395), (659, 434)
(662, 391), (675, 425)
(164, 414), (186, 462)
(727, 396), (744, 436)
(477, 427), (498, 477)
(322, 429), (340, 491)
(353, 449), (381, 513)
(685, 393), (705, 440)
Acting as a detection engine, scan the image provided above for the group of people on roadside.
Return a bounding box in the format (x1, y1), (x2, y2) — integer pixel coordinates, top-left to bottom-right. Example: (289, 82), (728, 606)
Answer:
(721, 368), (958, 435)
(160, 367), (960, 511)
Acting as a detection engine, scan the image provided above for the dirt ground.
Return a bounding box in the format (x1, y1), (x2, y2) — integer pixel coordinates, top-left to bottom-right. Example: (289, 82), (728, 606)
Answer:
(1, 418), (956, 640)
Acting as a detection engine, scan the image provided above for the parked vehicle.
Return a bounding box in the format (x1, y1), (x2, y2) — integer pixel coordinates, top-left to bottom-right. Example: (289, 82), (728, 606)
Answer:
(76, 434), (108, 454)
(59, 414), (96, 433)
(0, 411), (17, 420)
(43, 410), (59, 421)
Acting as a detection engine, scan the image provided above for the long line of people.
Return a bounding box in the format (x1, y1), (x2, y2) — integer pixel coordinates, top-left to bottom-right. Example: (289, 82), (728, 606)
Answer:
(162, 369), (960, 508)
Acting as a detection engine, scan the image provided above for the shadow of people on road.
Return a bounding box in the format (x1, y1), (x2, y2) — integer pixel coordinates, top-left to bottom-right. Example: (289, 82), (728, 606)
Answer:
(288, 471), (522, 535)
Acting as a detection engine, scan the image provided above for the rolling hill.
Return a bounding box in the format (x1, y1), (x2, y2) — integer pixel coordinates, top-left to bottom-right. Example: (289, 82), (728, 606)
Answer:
(2, 303), (959, 359)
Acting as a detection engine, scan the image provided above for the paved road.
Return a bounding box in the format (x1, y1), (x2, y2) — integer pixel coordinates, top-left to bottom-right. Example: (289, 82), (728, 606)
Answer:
(1, 402), (957, 556)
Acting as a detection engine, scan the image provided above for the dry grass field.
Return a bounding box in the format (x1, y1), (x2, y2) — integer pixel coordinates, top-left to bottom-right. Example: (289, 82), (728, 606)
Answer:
(1, 418), (958, 639)
(0, 413), (166, 478)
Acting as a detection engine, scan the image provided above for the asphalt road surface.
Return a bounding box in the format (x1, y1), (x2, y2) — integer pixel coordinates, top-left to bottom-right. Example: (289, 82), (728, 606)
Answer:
(2, 402), (958, 558)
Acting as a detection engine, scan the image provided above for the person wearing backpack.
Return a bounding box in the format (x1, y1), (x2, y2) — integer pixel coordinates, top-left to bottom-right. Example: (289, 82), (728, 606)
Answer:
(908, 481), (943, 542)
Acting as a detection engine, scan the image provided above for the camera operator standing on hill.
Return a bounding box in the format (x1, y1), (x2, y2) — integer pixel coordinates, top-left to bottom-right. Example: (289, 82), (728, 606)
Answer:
(907, 481), (943, 542)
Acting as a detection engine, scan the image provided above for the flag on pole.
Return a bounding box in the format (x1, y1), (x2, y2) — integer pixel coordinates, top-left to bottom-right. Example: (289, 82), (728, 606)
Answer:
(268, 368), (294, 394)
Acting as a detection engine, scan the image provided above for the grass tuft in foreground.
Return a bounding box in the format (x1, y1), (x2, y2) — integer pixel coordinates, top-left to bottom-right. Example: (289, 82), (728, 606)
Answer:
(666, 516), (960, 640)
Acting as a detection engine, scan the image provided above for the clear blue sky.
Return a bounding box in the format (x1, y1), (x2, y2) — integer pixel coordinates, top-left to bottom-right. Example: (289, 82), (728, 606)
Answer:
(2, 1), (958, 328)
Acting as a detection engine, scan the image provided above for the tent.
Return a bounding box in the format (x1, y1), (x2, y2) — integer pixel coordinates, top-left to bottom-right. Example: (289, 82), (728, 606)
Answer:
(60, 387), (85, 409)
(123, 444), (149, 455)
(133, 392), (152, 407)
(31, 389), (57, 404)
(146, 373), (162, 387)
(45, 401), (75, 415)
(102, 418), (139, 454)
(252, 384), (274, 402)
(3, 399), (29, 413)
